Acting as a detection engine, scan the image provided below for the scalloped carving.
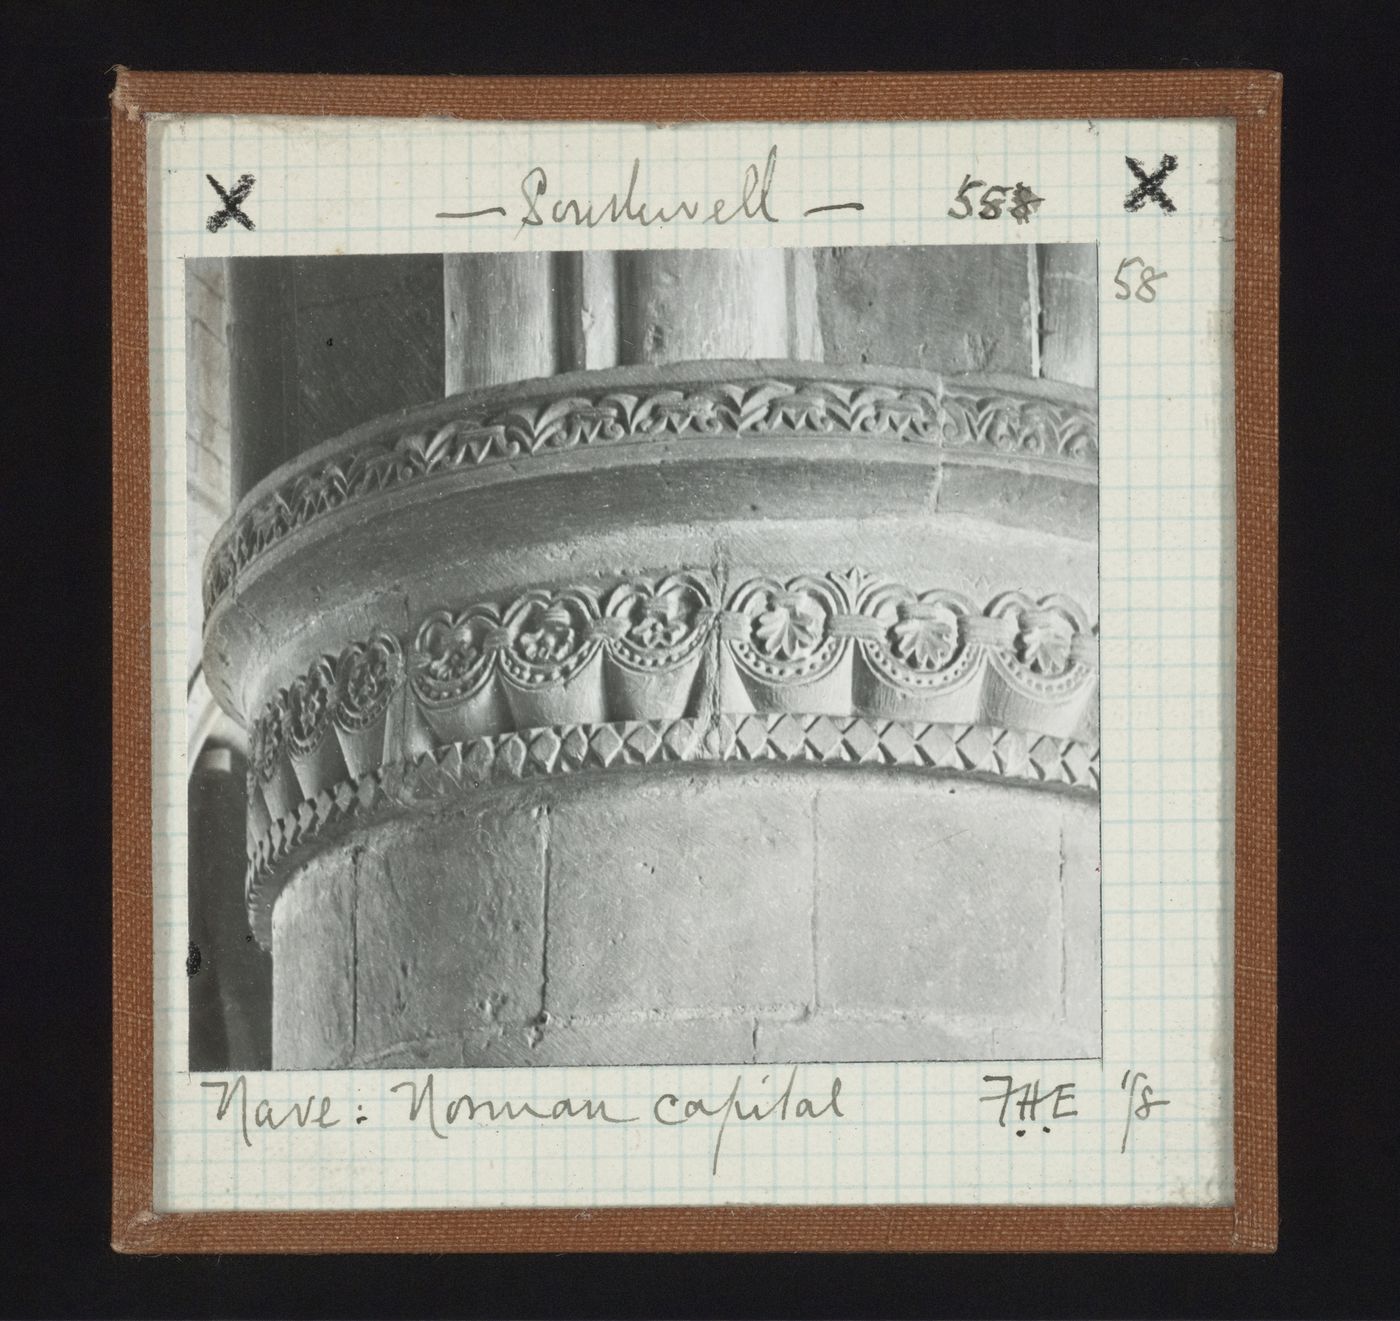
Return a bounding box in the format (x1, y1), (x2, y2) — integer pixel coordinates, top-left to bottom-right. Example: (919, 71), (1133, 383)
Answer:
(333, 633), (402, 734)
(726, 574), (848, 685)
(600, 571), (717, 674)
(985, 590), (1097, 701)
(854, 577), (981, 696)
(498, 587), (602, 689)
(283, 659), (337, 759)
(244, 571), (1099, 820)
(409, 606), (502, 707)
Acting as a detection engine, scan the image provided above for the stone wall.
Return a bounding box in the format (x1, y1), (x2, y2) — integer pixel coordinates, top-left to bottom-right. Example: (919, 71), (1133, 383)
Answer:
(186, 259), (232, 679)
(227, 255), (445, 500)
(188, 747), (271, 1070)
(186, 259), (271, 1068)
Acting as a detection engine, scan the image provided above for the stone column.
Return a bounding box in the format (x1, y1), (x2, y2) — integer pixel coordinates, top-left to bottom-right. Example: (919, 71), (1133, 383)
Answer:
(444, 253), (560, 392)
(616, 250), (791, 362)
(441, 248), (817, 387)
(204, 248), (1100, 1069)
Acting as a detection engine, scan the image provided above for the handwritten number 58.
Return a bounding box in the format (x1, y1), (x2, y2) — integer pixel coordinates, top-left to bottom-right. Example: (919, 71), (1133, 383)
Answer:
(1113, 256), (1168, 302)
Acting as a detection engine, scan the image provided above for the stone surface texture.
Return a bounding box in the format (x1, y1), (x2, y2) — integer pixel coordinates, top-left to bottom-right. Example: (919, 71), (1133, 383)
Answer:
(271, 767), (1099, 1068)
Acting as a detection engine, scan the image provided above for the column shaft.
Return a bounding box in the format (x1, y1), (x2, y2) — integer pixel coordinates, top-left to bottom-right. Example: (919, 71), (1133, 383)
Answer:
(617, 249), (791, 363)
(444, 252), (561, 392)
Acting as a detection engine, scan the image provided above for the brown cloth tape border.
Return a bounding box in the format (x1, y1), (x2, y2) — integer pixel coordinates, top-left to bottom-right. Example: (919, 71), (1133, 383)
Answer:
(112, 69), (1278, 1254)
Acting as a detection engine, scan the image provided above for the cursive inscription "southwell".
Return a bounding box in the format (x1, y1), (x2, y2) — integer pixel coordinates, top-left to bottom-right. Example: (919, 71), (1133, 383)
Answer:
(518, 146), (780, 233)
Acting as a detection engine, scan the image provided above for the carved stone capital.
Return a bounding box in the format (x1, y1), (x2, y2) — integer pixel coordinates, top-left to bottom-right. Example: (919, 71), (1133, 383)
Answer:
(203, 362), (1098, 716)
(200, 353), (1102, 1066)
(237, 564), (1101, 944)
(242, 566), (1098, 826)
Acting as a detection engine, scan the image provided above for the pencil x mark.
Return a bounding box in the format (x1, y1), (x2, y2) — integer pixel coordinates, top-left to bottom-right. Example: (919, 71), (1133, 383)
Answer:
(1124, 155), (1178, 214)
(206, 173), (257, 232)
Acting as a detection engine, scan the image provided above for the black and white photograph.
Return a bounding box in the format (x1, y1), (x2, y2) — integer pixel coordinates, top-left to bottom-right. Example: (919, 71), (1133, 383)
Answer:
(186, 242), (1101, 1073)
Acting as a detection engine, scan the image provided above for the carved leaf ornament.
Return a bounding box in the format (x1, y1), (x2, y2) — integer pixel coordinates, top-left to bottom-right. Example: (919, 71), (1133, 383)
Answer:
(889, 602), (959, 671)
(205, 372), (1097, 617)
(240, 566), (1099, 938)
(755, 593), (825, 660)
(247, 570), (1098, 809)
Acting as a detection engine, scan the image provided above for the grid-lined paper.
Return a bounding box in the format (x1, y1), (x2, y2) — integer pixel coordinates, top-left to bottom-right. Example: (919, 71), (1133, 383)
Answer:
(148, 115), (1234, 1210)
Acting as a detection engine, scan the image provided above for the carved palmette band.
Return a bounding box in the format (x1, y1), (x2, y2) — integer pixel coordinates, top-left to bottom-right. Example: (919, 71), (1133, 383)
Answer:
(204, 370), (1098, 618)
(244, 570), (1098, 828)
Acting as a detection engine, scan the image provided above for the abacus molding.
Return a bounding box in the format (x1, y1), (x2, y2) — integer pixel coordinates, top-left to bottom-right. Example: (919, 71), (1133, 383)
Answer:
(204, 361), (1098, 618)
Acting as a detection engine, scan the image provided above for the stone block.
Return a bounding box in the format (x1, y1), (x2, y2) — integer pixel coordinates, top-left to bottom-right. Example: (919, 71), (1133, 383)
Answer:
(445, 252), (559, 392)
(813, 778), (1070, 1027)
(815, 244), (1036, 377)
(226, 255), (446, 499)
(188, 753), (271, 1072)
(1038, 243), (1097, 388)
(188, 316), (231, 430)
(618, 249), (790, 363)
(291, 254), (446, 451)
(937, 462), (1098, 543)
(757, 1012), (1097, 1064)
(545, 769), (816, 1023)
(352, 799), (547, 1060)
(271, 850), (356, 1068)
(362, 1017), (761, 1069)
(1060, 798), (1102, 1053)
(521, 1016), (761, 1068)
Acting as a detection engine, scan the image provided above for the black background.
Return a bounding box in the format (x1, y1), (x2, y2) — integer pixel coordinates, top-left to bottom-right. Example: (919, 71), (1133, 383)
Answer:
(2, 1), (1395, 1316)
